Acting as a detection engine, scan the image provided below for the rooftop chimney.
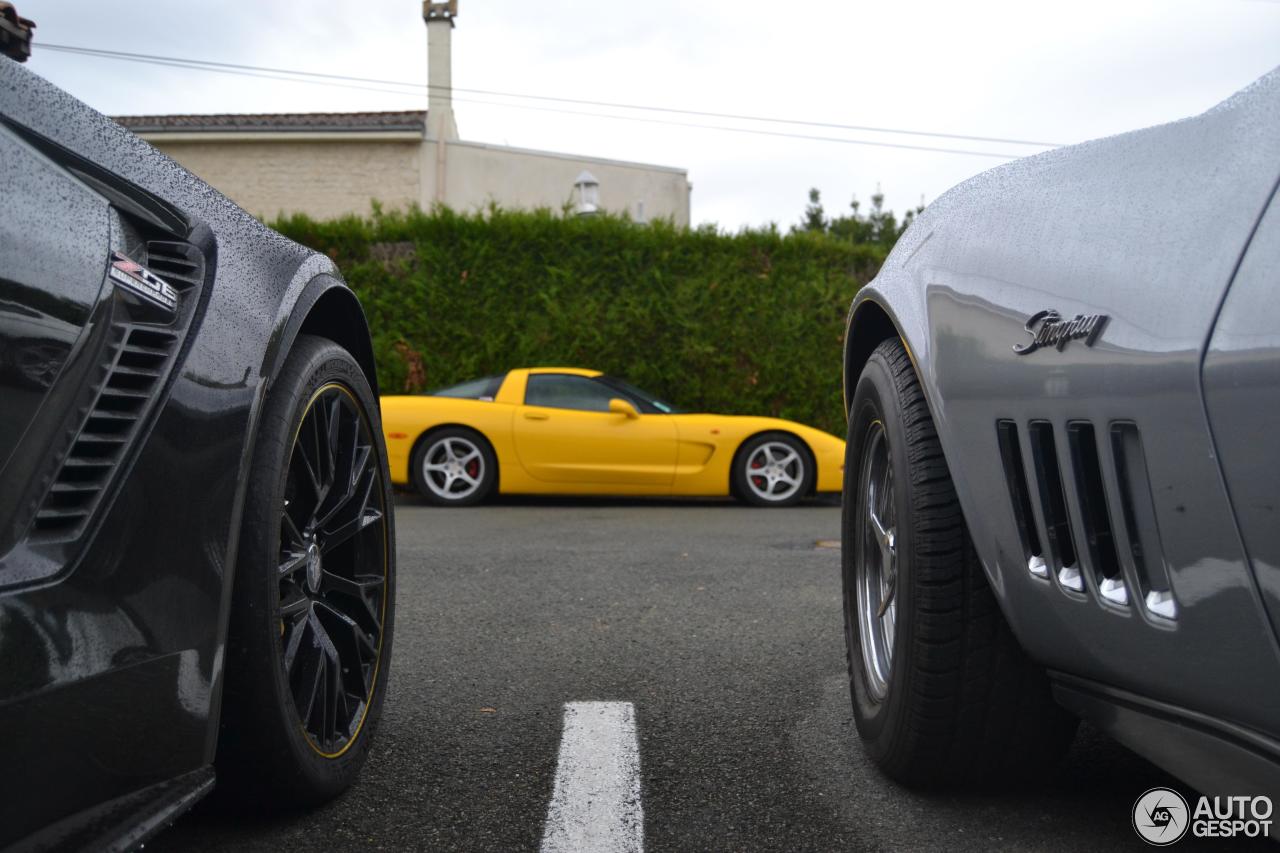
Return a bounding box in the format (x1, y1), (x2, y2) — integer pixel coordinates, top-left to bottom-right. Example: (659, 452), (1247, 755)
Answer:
(423, 1), (459, 141)
(0, 3), (36, 62)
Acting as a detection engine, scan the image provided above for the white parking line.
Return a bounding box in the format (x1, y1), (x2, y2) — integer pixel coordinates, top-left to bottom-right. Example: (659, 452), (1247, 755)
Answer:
(540, 701), (644, 853)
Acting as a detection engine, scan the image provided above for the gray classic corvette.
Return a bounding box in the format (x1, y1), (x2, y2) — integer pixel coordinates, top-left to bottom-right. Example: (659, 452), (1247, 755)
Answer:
(841, 67), (1280, 798)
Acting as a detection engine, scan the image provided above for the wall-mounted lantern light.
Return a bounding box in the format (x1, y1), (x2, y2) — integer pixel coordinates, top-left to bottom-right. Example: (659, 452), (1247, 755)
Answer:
(574, 170), (599, 216)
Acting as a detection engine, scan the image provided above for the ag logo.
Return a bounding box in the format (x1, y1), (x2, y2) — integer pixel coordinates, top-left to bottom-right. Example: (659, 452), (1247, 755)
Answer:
(1134, 787), (1190, 845)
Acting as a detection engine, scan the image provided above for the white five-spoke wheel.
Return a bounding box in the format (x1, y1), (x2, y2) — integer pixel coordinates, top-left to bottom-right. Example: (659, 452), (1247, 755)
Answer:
(746, 441), (805, 502)
(410, 428), (497, 506)
(422, 436), (484, 499)
(733, 433), (814, 507)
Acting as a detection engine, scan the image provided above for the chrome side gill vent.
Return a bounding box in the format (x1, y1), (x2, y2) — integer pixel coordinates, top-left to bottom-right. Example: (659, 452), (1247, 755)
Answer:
(995, 419), (1174, 621)
(996, 421), (1046, 578)
(1067, 423), (1126, 606)
(1111, 423), (1176, 620)
(1027, 422), (1083, 593)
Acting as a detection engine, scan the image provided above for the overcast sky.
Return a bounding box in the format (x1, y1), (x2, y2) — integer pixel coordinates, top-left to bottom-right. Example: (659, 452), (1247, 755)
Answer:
(20, 0), (1280, 230)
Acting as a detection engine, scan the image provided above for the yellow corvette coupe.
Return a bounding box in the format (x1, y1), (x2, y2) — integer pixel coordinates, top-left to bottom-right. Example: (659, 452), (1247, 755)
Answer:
(380, 367), (844, 507)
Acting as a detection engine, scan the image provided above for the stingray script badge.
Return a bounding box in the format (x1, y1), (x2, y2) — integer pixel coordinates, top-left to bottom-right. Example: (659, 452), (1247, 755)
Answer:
(1012, 310), (1107, 355)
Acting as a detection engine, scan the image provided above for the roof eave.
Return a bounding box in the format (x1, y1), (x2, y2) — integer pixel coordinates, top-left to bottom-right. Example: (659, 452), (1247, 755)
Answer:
(133, 130), (425, 143)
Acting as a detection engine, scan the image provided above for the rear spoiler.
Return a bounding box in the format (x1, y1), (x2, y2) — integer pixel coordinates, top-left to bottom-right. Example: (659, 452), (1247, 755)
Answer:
(0, 3), (34, 63)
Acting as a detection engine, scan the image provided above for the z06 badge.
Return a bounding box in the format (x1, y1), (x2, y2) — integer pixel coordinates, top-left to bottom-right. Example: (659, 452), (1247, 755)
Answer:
(1012, 309), (1107, 355)
(108, 251), (178, 311)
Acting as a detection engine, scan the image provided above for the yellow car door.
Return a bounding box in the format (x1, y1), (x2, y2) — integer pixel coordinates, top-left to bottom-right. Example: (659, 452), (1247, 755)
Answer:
(513, 373), (677, 486)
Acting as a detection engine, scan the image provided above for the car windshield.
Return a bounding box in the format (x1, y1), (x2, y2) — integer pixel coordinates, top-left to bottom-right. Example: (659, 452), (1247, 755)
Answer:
(597, 375), (684, 414)
(425, 374), (505, 401)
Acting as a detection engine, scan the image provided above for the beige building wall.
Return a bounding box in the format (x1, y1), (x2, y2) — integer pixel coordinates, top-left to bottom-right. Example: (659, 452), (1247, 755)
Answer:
(431, 140), (692, 226)
(142, 135), (690, 225)
(150, 138), (422, 221)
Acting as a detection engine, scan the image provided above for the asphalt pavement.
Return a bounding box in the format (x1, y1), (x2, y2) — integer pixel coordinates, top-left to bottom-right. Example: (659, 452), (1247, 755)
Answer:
(158, 496), (1213, 852)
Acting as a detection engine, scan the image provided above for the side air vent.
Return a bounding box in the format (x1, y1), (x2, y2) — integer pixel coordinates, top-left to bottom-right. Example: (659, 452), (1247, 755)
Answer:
(1111, 423), (1176, 620)
(145, 240), (204, 288)
(30, 325), (179, 541)
(1067, 423), (1125, 606)
(996, 421), (1046, 578)
(1027, 421), (1082, 593)
(996, 418), (1174, 620)
(26, 239), (200, 547)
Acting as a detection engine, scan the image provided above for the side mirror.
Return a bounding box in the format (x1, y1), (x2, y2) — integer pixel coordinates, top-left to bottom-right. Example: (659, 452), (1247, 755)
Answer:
(608, 398), (639, 419)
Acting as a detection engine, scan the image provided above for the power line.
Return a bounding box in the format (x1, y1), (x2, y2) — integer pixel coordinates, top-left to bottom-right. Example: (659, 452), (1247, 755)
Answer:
(450, 95), (1020, 159)
(39, 45), (436, 99)
(37, 44), (1024, 159)
(39, 42), (1063, 150)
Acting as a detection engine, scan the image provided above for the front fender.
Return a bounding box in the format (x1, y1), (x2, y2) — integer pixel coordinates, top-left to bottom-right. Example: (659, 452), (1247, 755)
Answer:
(843, 69), (1280, 746)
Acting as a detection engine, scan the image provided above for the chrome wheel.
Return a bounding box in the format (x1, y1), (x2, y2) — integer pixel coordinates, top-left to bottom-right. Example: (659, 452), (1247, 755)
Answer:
(278, 384), (388, 757)
(744, 440), (805, 502)
(420, 435), (485, 501)
(855, 420), (897, 701)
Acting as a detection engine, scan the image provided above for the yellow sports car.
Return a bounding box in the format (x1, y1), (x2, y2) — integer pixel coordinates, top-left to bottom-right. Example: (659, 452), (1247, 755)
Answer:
(381, 367), (844, 507)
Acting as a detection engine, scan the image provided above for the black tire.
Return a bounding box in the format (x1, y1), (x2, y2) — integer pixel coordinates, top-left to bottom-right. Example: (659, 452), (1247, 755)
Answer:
(410, 427), (497, 507)
(215, 334), (396, 809)
(731, 431), (814, 508)
(842, 337), (1075, 787)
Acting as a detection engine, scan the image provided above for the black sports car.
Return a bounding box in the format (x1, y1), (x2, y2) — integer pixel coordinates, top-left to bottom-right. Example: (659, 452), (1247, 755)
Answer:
(0, 43), (396, 851)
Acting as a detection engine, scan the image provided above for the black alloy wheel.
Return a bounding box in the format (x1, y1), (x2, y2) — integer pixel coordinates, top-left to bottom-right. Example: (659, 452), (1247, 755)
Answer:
(277, 382), (388, 757)
(216, 334), (395, 808)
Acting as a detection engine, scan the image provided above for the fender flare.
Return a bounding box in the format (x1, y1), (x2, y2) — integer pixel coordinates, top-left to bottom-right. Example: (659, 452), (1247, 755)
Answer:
(263, 272), (379, 398)
(208, 265), (380, 756)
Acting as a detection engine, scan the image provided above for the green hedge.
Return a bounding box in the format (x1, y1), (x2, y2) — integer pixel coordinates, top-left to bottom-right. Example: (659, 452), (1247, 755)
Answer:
(271, 206), (885, 436)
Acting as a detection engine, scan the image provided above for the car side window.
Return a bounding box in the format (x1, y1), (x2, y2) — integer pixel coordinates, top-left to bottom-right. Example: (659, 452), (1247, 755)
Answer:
(524, 374), (625, 413)
(429, 374), (505, 401)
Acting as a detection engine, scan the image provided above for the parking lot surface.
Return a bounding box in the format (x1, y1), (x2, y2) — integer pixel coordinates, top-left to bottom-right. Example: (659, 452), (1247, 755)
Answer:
(160, 497), (1203, 851)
